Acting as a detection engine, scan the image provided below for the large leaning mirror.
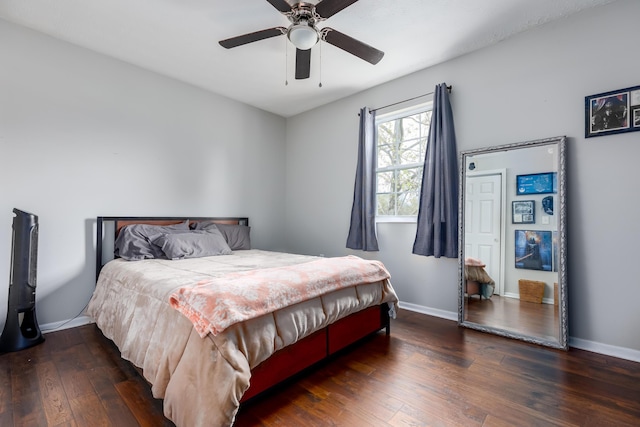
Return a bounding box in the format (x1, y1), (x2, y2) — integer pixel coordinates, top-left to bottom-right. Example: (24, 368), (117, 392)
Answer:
(458, 136), (567, 349)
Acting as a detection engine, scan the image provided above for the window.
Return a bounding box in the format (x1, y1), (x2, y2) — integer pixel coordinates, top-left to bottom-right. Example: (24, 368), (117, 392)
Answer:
(376, 103), (433, 220)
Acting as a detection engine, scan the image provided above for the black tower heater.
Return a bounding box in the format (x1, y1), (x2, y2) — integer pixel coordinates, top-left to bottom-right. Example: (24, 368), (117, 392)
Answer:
(0, 209), (44, 352)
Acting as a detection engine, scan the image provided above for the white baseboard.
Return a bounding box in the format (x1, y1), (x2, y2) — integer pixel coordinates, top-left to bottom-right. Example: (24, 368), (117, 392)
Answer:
(38, 305), (640, 364)
(40, 314), (94, 334)
(398, 301), (458, 322)
(399, 301), (640, 363)
(569, 337), (640, 363)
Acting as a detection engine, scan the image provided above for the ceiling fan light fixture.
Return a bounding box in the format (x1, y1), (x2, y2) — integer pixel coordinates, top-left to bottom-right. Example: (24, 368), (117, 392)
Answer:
(287, 21), (319, 50)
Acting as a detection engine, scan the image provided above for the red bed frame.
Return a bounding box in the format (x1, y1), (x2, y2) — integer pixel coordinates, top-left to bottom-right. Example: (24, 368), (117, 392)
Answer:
(243, 303), (389, 401)
(95, 216), (391, 403)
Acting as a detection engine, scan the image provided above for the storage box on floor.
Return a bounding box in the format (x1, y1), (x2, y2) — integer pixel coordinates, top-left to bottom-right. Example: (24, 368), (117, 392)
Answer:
(518, 279), (544, 303)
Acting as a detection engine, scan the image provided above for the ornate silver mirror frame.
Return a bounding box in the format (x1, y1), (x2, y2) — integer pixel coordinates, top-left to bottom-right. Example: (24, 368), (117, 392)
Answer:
(458, 136), (568, 349)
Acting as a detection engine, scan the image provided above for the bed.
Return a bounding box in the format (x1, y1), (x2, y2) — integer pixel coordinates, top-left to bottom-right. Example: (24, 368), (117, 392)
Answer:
(464, 257), (495, 300)
(88, 216), (399, 426)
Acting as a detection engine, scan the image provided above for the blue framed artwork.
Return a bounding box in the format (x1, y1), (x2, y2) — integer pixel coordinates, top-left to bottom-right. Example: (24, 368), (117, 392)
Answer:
(516, 172), (557, 195)
(515, 230), (553, 272)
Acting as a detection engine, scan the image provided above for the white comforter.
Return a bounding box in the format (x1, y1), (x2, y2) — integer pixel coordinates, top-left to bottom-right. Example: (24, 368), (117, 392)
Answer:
(87, 250), (398, 426)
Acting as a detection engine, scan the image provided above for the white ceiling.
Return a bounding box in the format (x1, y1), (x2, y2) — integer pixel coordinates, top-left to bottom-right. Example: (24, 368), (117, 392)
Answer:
(0, 0), (616, 117)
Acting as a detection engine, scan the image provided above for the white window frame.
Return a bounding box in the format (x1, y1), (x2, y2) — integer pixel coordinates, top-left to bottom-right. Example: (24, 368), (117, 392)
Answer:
(375, 101), (433, 223)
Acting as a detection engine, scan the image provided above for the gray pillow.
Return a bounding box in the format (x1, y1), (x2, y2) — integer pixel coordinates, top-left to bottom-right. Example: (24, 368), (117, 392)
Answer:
(153, 230), (232, 260)
(115, 221), (189, 260)
(193, 222), (251, 250)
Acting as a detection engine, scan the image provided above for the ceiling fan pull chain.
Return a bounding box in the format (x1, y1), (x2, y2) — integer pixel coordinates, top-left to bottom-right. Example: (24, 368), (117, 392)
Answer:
(285, 36), (289, 86)
(318, 41), (323, 88)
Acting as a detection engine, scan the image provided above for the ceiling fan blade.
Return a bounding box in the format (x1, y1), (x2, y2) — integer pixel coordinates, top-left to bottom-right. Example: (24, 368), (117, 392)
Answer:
(295, 49), (311, 80)
(315, 0), (359, 19)
(265, 0), (292, 13)
(219, 27), (286, 49)
(322, 28), (384, 65)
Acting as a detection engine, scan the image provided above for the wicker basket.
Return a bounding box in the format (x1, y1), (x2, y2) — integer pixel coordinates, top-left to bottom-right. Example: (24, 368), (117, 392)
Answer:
(518, 279), (545, 303)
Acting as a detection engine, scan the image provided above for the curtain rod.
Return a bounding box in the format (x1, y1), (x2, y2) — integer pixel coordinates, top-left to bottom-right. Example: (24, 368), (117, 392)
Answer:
(369, 85), (452, 114)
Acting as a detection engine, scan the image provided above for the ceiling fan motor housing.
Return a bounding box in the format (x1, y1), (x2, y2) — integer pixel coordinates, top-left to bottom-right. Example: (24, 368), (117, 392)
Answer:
(286, 3), (321, 50)
(287, 3), (321, 25)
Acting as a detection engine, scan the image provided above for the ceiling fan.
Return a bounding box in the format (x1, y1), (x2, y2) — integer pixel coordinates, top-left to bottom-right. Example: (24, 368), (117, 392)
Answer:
(219, 0), (384, 80)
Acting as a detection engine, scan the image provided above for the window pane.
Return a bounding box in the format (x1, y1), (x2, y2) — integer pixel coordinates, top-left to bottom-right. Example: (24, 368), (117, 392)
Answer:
(377, 143), (394, 169)
(399, 139), (423, 165)
(375, 105), (432, 218)
(419, 136), (427, 159)
(401, 115), (421, 140)
(398, 167), (422, 193)
(422, 111), (433, 129)
(397, 189), (420, 215)
(377, 171), (394, 193)
(377, 193), (394, 216)
(377, 121), (396, 144)
(397, 167), (421, 216)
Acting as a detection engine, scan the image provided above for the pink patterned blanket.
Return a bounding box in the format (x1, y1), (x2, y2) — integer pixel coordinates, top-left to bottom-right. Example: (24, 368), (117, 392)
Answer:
(169, 255), (391, 337)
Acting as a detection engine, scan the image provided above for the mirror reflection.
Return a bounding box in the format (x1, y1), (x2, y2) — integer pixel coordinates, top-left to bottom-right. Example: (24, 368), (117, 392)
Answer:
(458, 136), (567, 349)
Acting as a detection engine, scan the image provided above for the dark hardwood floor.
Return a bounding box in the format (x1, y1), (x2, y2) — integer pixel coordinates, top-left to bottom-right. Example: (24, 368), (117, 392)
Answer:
(465, 295), (559, 341)
(1, 310), (639, 426)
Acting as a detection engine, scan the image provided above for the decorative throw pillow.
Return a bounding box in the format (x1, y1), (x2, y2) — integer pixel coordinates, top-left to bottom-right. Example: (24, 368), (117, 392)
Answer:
(153, 230), (232, 260)
(115, 221), (189, 260)
(192, 222), (251, 250)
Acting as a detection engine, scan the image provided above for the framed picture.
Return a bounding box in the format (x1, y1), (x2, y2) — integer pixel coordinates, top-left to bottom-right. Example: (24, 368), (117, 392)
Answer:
(512, 200), (535, 224)
(516, 172), (556, 195)
(515, 230), (553, 272)
(585, 84), (640, 138)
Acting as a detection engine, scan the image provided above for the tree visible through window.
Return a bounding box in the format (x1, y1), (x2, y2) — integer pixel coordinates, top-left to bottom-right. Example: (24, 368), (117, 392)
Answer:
(376, 104), (432, 217)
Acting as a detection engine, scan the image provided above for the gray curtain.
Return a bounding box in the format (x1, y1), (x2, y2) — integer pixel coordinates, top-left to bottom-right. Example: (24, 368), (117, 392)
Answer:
(346, 107), (379, 251)
(412, 83), (458, 258)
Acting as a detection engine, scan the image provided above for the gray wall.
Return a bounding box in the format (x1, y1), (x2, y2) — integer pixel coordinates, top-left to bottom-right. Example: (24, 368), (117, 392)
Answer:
(0, 19), (287, 329)
(285, 0), (640, 357)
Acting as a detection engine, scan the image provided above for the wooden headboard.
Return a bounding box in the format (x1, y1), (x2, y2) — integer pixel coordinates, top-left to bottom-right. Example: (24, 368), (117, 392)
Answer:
(95, 216), (249, 281)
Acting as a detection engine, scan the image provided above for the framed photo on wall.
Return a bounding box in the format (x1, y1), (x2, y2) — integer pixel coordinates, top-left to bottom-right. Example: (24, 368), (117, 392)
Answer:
(512, 200), (535, 224)
(585, 84), (640, 138)
(515, 230), (553, 272)
(516, 172), (556, 195)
